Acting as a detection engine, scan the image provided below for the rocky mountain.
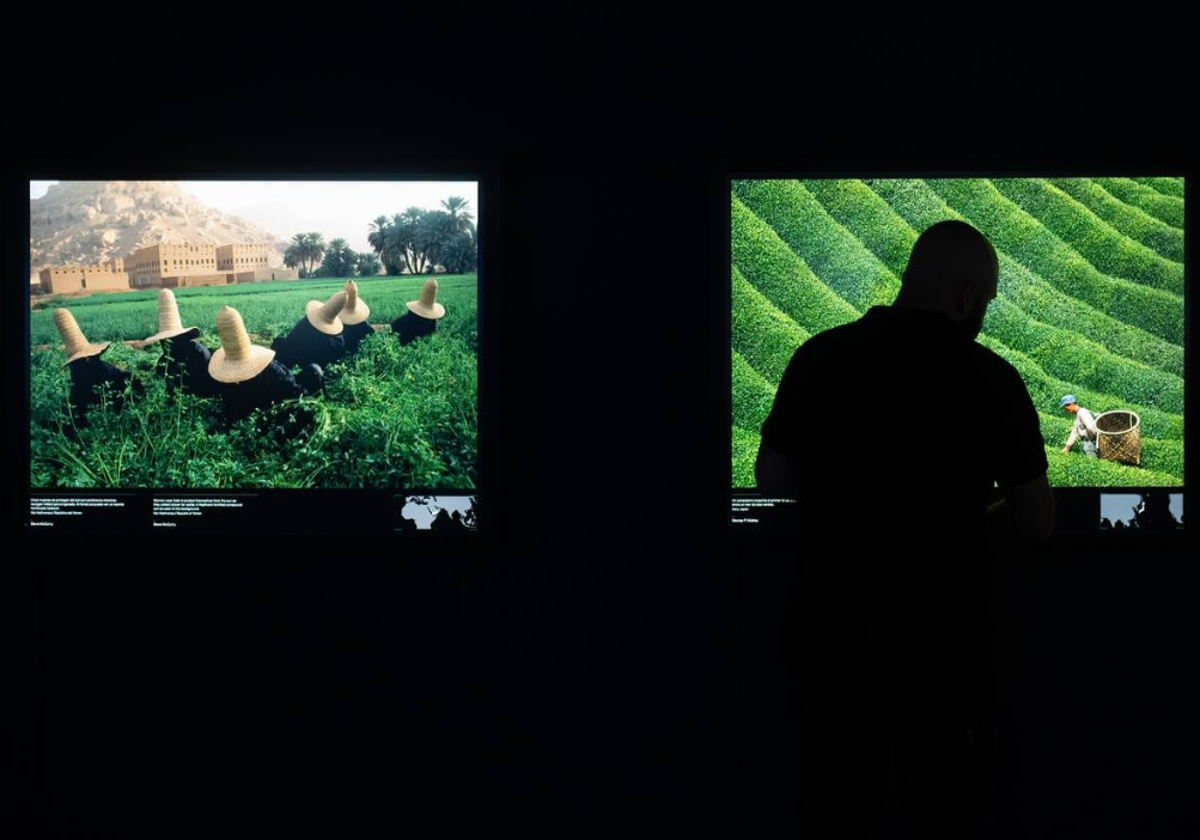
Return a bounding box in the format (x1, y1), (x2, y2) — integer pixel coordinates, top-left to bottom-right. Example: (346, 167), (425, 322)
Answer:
(29, 181), (289, 270)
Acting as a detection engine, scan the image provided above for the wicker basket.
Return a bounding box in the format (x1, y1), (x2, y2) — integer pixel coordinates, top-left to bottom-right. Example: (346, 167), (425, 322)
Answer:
(1095, 410), (1141, 466)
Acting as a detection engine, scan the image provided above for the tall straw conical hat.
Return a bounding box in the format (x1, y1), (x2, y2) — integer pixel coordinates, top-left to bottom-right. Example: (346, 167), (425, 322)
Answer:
(304, 291), (346, 335)
(142, 288), (200, 345)
(53, 308), (110, 366)
(405, 279), (446, 320)
(207, 305), (276, 384)
(338, 280), (370, 325)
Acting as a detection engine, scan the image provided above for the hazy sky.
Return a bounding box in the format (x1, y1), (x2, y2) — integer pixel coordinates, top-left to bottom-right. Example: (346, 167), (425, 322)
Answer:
(30, 180), (478, 254)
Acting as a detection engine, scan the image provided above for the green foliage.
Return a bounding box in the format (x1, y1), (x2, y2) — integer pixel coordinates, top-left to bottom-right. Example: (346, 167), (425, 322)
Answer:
(356, 252), (382, 277)
(731, 194), (860, 335)
(316, 238), (357, 278)
(981, 300), (1183, 414)
(1044, 447), (1180, 487)
(817, 177), (1184, 378)
(439, 232), (478, 274)
(731, 266), (808, 386)
(978, 335), (1183, 441)
(441, 196), (476, 237)
(289, 232), (327, 277)
(989, 178), (1183, 295)
(922, 178), (1184, 346)
(734, 179), (899, 310)
(1049, 178), (1184, 263)
(31, 275), (477, 346)
(1093, 178), (1185, 229)
(731, 349), (776, 436)
(800, 178), (918, 274)
(1036, 411), (1183, 478)
(1130, 177), (1185, 198)
(31, 280), (478, 489)
(732, 425), (760, 488)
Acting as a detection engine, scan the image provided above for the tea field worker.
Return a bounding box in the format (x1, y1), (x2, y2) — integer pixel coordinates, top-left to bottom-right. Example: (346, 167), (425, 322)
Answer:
(391, 278), (446, 346)
(141, 288), (215, 397)
(273, 290), (347, 371)
(337, 280), (374, 354)
(209, 305), (306, 425)
(53, 308), (133, 424)
(1060, 395), (1099, 458)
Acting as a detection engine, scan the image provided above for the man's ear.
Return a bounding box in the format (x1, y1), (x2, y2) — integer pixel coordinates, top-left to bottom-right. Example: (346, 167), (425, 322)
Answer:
(955, 282), (977, 320)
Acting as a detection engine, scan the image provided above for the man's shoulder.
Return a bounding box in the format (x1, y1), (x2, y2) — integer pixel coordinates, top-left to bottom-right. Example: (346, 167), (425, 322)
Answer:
(966, 340), (1025, 388)
(788, 318), (862, 358)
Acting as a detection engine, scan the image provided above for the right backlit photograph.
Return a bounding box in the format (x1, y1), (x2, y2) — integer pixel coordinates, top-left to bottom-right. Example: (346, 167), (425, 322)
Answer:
(731, 177), (1185, 494)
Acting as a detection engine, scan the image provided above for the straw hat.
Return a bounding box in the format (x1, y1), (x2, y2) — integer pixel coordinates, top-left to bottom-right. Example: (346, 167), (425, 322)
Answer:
(53, 308), (110, 366)
(305, 291), (347, 335)
(405, 279), (446, 320)
(208, 305), (276, 384)
(338, 280), (370, 326)
(142, 289), (200, 345)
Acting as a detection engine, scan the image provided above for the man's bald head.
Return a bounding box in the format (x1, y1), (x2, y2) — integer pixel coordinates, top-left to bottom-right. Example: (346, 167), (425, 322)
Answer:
(896, 220), (999, 338)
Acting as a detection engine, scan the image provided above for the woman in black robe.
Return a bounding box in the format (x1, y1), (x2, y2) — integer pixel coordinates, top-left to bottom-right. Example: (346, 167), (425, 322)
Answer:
(391, 278), (446, 346)
(272, 290), (347, 370)
(53, 308), (133, 426)
(209, 305), (311, 430)
(140, 288), (215, 397)
(337, 280), (374, 354)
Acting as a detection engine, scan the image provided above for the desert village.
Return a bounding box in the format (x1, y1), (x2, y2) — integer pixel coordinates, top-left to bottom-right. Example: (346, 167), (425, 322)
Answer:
(34, 242), (298, 295)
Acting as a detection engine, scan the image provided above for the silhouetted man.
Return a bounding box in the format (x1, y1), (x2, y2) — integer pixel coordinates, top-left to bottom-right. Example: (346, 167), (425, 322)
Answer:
(757, 220), (1054, 838)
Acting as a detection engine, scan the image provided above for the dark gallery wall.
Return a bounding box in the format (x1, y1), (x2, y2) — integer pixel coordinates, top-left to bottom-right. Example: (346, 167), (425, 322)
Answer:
(8, 12), (1196, 838)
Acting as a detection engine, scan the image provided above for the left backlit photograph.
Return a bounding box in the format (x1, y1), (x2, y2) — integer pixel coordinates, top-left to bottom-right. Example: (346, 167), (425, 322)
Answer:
(29, 180), (479, 491)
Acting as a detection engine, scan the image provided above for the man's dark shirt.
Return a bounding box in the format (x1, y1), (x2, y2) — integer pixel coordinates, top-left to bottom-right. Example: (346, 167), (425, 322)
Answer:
(216, 360), (304, 424)
(764, 305), (1049, 832)
(274, 318), (346, 368)
(762, 305), (1046, 550)
(391, 312), (438, 346)
(158, 336), (215, 397)
(341, 320), (374, 354)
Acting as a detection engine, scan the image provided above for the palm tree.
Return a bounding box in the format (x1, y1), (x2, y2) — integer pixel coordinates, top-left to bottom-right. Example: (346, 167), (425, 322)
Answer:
(323, 238), (355, 277)
(368, 216), (390, 255)
(284, 243), (303, 273)
(290, 233), (308, 275)
(291, 229), (309, 259)
(400, 207), (428, 273)
(384, 212), (411, 274)
(441, 196), (475, 236)
(369, 215), (405, 275)
(356, 252), (382, 277)
(417, 210), (454, 273)
(302, 233), (326, 277)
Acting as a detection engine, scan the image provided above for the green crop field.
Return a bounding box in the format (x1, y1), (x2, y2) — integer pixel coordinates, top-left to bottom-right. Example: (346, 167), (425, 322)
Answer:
(732, 178), (1185, 489)
(31, 275), (477, 489)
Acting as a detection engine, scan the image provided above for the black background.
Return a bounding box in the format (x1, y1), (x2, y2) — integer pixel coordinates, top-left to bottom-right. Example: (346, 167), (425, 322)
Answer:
(8, 11), (1196, 838)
